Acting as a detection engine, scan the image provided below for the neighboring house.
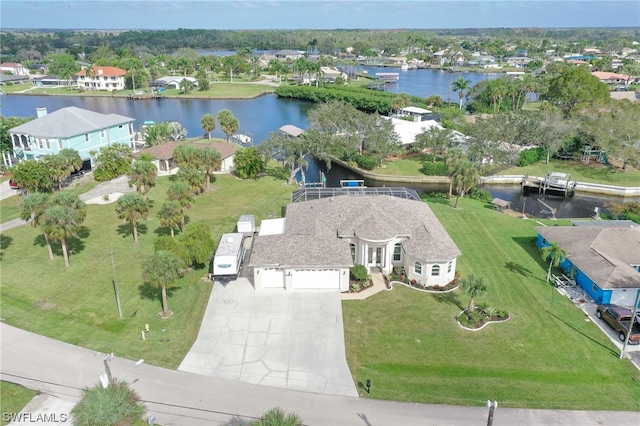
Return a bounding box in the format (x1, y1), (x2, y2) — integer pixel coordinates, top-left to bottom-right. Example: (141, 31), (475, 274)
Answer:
(250, 190), (461, 291)
(0, 74), (30, 86)
(535, 224), (640, 307)
(151, 76), (199, 90)
(591, 71), (633, 87)
(274, 50), (304, 61)
(76, 66), (126, 91)
(4, 106), (135, 168)
(133, 141), (239, 173)
(31, 75), (75, 88)
(0, 62), (29, 76)
(383, 115), (467, 147)
(504, 56), (532, 68)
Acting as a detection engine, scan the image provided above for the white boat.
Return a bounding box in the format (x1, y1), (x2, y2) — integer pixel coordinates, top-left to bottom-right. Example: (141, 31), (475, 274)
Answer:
(401, 64), (409, 71)
(232, 133), (252, 146)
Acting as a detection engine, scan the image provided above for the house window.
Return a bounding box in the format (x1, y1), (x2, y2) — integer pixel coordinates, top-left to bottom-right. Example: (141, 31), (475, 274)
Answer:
(57, 139), (63, 150)
(414, 262), (422, 275)
(45, 140), (51, 150)
(37, 139), (43, 149)
(85, 134), (90, 143)
(592, 283), (600, 293)
(447, 261), (452, 273)
(393, 243), (402, 261)
(350, 243), (356, 262)
(100, 129), (105, 138)
(432, 265), (440, 276)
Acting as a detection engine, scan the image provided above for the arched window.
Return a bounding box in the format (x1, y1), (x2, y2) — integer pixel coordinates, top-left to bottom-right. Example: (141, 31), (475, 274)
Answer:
(350, 243), (356, 262)
(432, 265), (440, 276)
(414, 261), (422, 275)
(393, 243), (402, 261)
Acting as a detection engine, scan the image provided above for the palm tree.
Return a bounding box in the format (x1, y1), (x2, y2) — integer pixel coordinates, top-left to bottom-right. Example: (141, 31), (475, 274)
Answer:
(115, 192), (150, 245)
(217, 109), (239, 143)
(42, 204), (85, 268)
(167, 181), (195, 233)
(127, 160), (157, 197)
(541, 241), (568, 283)
(198, 147), (221, 189)
(451, 159), (480, 208)
(201, 114), (216, 139)
(460, 274), (487, 313)
(451, 77), (472, 109)
(252, 407), (302, 426)
(20, 192), (54, 260)
(142, 250), (184, 318)
(445, 148), (466, 198)
(157, 201), (182, 238)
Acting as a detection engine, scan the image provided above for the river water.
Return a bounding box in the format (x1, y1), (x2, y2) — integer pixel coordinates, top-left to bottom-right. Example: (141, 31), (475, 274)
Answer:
(2, 69), (637, 219)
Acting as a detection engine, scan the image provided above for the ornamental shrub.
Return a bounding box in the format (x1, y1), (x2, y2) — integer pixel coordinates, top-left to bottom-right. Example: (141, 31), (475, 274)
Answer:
(518, 147), (545, 167)
(421, 161), (448, 176)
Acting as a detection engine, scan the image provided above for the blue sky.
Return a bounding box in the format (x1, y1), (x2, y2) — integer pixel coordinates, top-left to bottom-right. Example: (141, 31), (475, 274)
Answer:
(1, 1), (639, 30)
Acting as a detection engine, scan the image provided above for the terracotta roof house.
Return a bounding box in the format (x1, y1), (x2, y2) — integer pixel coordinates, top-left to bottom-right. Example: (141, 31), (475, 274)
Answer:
(76, 66), (126, 91)
(535, 225), (640, 307)
(4, 106), (135, 168)
(133, 141), (240, 173)
(591, 71), (633, 86)
(250, 193), (461, 291)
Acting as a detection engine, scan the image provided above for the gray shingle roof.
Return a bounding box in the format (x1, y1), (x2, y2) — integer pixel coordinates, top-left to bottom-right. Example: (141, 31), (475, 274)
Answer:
(250, 195), (461, 268)
(10, 106), (134, 138)
(535, 226), (640, 289)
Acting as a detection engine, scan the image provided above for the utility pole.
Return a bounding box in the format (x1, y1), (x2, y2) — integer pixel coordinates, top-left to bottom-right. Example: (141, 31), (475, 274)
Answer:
(620, 289), (640, 359)
(110, 251), (123, 318)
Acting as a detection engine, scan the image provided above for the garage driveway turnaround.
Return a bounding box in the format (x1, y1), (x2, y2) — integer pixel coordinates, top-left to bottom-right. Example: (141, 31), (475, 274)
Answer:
(178, 278), (358, 397)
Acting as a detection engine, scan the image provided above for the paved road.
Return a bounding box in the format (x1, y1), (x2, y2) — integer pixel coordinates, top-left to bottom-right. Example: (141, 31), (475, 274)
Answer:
(2, 324), (639, 426)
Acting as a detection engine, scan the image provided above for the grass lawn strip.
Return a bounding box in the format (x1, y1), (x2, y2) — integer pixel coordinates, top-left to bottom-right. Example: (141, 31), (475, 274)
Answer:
(0, 382), (38, 426)
(343, 196), (640, 410)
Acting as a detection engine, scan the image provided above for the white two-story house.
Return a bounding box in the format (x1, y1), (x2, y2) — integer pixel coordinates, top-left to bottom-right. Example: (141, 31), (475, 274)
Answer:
(76, 66), (126, 91)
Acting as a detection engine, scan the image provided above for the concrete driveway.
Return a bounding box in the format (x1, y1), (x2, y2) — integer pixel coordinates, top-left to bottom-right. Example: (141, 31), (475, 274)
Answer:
(179, 279), (358, 397)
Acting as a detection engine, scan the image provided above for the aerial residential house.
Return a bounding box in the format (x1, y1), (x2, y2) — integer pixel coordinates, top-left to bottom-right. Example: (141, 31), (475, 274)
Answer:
(250, 190), (461, 291)
(133, 141), (239, 173)
(274, 50), (304, 61)
(0, 62), (29, 76)
(591, 71), (634, 88)
(31, 75), (75, 88)
(76, 66), (126, 91)
(151, 76), (199, 90)
(535, 224), (640, 307)
(4, 106), (135, 168)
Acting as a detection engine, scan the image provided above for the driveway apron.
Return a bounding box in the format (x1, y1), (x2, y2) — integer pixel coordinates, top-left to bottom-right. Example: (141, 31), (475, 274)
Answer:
(179, 279), (358, 397)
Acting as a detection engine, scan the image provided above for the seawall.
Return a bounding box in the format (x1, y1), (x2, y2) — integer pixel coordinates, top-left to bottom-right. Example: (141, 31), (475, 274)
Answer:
(331, 159), (640, 198)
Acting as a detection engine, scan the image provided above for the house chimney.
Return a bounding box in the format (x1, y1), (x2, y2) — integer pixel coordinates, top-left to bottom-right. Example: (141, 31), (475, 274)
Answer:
(36, 107), (47, 118)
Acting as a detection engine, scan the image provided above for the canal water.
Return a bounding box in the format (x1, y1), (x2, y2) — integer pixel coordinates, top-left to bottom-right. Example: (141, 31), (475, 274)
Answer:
(2, 73), (637, 219)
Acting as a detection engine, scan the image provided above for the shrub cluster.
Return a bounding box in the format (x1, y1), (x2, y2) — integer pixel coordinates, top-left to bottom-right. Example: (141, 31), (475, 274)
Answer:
(518, 147), (545, 167)
(421, 161), (448, 176)
(466, 188), (493, 203)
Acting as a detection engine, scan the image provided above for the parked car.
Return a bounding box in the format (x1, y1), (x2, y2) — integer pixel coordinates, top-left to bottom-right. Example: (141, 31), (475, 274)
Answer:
(596, 304), (640, 344)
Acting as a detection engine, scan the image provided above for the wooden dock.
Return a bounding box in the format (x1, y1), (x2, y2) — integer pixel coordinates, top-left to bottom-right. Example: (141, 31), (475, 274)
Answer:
(522, 172), (576, 197)
(127, 93), (164, 101)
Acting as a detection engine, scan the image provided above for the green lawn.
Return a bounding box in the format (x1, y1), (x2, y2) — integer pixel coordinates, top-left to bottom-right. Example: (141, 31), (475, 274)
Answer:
(343, 196), (640, 410)
(0, 173), (295, 369)
(374, 156), (640, 187)
(3, 80), (275, 99)
(0, 382), (37, 426)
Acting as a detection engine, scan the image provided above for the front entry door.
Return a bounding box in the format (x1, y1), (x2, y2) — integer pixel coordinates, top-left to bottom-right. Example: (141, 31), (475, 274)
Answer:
(367, 246), (383, 270)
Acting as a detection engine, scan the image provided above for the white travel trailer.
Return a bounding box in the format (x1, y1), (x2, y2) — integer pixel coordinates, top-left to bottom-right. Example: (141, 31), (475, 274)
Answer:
(211, 233), (245, 281)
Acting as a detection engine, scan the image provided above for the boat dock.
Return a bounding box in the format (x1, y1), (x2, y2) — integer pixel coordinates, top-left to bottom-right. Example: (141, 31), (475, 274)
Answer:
(127, 93), (164, 101)
(522, 172), (576, 197)
(375, 73), (399, 83)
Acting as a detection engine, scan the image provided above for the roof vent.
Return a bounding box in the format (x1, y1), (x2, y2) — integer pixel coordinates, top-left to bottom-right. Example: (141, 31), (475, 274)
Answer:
(226, 237), (233, 243)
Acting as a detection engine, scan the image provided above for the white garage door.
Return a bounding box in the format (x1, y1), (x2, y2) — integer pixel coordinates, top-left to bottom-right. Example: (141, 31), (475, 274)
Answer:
(261, 268), (285, 288)
(291, 269), (340, 290)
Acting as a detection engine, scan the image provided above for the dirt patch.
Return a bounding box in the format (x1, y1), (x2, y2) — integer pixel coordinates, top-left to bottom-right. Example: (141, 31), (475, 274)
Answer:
(37, 301), (57, 310)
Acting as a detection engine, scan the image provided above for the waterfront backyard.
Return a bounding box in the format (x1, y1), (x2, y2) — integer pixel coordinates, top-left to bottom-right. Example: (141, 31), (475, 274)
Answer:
(1, 174), (639, 410)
